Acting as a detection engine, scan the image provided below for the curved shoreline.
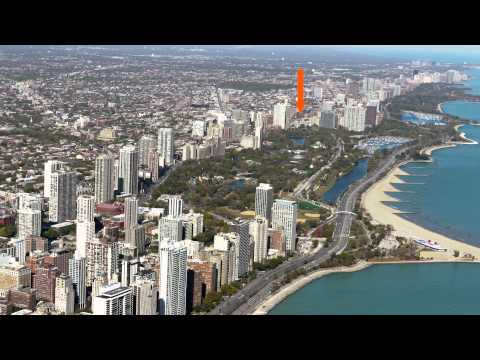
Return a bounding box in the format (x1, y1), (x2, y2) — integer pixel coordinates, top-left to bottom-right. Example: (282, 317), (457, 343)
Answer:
(251, 122), (480, 315)
(252, 259), (480, 315)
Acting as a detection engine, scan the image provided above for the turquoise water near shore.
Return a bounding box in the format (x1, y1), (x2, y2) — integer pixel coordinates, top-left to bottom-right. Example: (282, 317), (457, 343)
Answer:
(270, 68), (480, 315)
(386, 124), (480, 246)
(269, 263), (480, 315)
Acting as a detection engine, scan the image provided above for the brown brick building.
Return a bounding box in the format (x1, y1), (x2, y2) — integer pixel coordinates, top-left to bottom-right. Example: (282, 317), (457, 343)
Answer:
(268, 229), (286, 257)
(25, 236), (49, 255)
(45, 248), (72, 275)
(32, 265), (59, 303)
(8, 288), (37, 310)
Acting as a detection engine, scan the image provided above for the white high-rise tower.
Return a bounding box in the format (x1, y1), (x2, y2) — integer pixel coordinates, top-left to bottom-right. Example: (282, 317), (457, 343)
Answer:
(17, 208), (42, 240)
(138, 135), (157, 167)
(249, 216), (268, 263)
(68, 250), (87, 310)
(168, 195), (183, 218)
(157, 128), (174, 167)
(49, 170), (77, 223)
(255, 183), (273, 225)
(158, 239), (187, 315)
(119, 145), (139, 196)
(44, 160), (64, 198)
(272, 199), (298, 253)
(76, 195), (95, 258)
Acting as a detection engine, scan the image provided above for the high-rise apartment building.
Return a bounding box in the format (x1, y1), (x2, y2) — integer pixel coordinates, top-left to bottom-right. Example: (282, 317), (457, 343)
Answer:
(119, 145), (139, 196)
(68, 251), (87, 310)
(273, 101), (291, 129)
(132, 278), (158, 315)
(76, 195), (95, 258)
(92, 283), (133, 315)
(48, 170), (77, 223)
(213, 232), (244, 281)
(17, 192), (43, 211)
(124, 196), (138, 230)
(147, 149), (159, 182)
(158, 216), (183, 242)
(158, 240), (187, 315)
(86, 237), (119, 286)
(272, 199), (298, 253)
(181, 210), (204, 240)
(229, 220), (251, 277)
(43, 160), (64, 198)
(54, 274), (75, 315)
(249, 216), (268, 263)
(255, 183), (273, 225)
(340, 105), (366, 132)
(319, 110), (336, 129)
(94, 154), (114, 204)
(32, 265), (59, 303)
(157, 127), (175, 167)
(138, 135), (157, 167)
(168, 195), (183, 218)
(17, 208), (41, 240)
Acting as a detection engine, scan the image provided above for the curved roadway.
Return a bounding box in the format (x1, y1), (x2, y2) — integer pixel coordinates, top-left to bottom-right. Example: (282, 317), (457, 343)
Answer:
(208, 143), (416, 315)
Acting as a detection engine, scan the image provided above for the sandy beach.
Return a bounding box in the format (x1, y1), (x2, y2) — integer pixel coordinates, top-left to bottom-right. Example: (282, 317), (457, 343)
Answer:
(361, 154), (480, 260)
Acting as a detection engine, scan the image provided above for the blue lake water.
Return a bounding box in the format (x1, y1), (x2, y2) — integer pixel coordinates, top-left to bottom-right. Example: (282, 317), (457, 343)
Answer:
(441, 101), (480, 121)
(270, 67), (480, 315)
(322, 158), (368, 204)
(290, 137), (305, 146)
(269, 263), (480, 315)
(388, 125), (480, 246)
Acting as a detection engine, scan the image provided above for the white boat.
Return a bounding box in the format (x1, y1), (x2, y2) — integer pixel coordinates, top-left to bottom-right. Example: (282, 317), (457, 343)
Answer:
(414, 239), (447, 251)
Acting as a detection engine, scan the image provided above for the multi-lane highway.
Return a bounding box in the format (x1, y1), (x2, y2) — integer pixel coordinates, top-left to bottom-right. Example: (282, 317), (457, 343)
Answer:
(208, 143), (416, 315)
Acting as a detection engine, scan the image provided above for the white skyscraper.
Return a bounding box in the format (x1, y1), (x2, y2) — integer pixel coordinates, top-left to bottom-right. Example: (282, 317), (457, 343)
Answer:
(55, 274), (75, 315)
(272, 199), (298, 252)
(132, 278), (158, 315)
(113, 159), (119, 192)
(124, 196), (138, 230)
(158, 215), (183, 242)
(124, 197), (144, 254)
(273, 102), (287, 129)
(17, 208), (42, 240)
(158, 240), (187, 315)
(191, 120), (206, 138)
(168, 195), (183, 218)
(49, 170), (77, 223)
(77, 195), (95, 222)
(138, 135), (157, 167)
(249, 216), (268, 263)
(17, 192), (43, 211)
(76, 195), (95, 258)
(213, 232), (242, 281)
(181, 210), (204, 240)
(157, 127), (175, 167)
(92, 283), (133, 315)
(254, 128), (262, 152)
(119, 145), (139, 196)
(273, 101), (292, 129)
(94, 154), (114, 204)
(340, 105), (366, 132)
(44, 160), (64, 198)
(86, 238), (119, 286)
(255, 183), (273, 225)
(68, 250), (87, 310)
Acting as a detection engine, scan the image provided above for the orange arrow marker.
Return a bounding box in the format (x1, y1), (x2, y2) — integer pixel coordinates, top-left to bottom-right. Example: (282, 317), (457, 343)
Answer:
(297, 68), (304, 112)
